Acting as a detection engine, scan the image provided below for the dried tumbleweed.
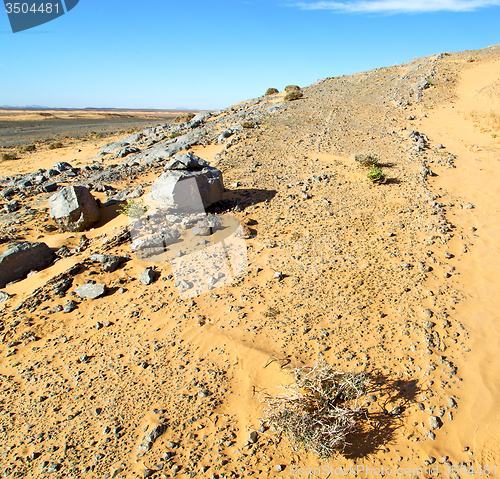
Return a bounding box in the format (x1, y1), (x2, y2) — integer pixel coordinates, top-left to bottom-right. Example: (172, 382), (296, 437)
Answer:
(261, 361), (368, 458)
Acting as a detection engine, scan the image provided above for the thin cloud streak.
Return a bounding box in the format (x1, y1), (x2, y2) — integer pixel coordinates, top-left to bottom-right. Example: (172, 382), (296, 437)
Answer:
(293, 0), (500, 13)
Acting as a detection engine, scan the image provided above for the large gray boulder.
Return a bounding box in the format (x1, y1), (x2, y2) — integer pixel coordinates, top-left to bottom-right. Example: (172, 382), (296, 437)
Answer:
(150, 153), (223, 211)
(0, 241), (55, 288)
(49, 186), (101, 232)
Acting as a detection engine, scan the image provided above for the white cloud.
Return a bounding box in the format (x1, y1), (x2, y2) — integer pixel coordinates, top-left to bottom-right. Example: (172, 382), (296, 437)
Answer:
(293, 0), (500, 13)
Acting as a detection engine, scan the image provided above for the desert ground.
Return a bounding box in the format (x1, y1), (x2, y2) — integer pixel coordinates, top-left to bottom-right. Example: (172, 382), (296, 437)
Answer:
(0, 45), (499, 478)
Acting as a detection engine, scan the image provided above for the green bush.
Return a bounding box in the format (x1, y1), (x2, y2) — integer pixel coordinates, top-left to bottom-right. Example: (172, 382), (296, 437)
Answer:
(242, 121), (255, 129)
(284, 91), (304, 101)
(169, 131), (183, 139)
(355, 153), (379, 167)
(48, 141), (63, 150)
(285, 85), (301, 92)
(174, 113), (195, 124)
(265, 88), (279, 96)
(117, 199), (148, 219)
(1, 152), (18, 161)
(367, 165), (386, 184)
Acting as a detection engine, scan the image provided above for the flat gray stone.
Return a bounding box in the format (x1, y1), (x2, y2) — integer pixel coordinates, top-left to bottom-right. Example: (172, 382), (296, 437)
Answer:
(192, 226), (211, 236)
(130, 230), (180, 251)
(75, 284), (107, 299)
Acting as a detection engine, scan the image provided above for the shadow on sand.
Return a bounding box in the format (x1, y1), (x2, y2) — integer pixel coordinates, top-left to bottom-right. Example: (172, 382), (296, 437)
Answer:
(343, 373), (420, 459)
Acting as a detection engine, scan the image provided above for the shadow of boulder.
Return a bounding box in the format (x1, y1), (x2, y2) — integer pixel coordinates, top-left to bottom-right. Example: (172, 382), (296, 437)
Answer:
(210, 188), (277, 213)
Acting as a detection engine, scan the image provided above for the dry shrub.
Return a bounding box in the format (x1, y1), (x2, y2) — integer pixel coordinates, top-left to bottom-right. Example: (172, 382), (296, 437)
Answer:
(265, 88), (279, 96)
(355, 153), (379, 167)
(1, 152), (18, 161)
(262, 362), (367, 458)
(284, 91), (303, 101)
(174, 113), (195, 124)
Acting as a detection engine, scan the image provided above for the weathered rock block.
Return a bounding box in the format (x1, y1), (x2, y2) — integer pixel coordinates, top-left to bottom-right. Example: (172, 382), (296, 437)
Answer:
(150, 153), (223, 211)
(0, 241), (55, 288)
(49, 186), (101, 232)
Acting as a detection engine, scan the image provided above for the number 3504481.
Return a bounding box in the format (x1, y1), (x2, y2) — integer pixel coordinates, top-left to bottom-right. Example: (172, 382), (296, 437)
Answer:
(5, 3), (60, 14)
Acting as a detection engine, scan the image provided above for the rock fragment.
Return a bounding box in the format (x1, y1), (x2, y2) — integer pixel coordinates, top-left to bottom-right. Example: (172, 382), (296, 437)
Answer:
(75, 284), (107, 299)
(49, 186), (101, 232)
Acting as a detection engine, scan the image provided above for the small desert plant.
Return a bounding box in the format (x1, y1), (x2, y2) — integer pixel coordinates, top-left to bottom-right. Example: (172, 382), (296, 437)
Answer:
(48, 141), (63, 150)
(242, 121), (255, 129)
(1, 152), (18, 161)
(174, 113), (195, 124)
(117, 199), (148, 219)
(21, 144), (36, 152)
(169, 131), (183, 139)
(355, 153), (379, 167)
(284, 91), (303, 101)
(366, 165), (386, 184)
(262, 362), (367, 458)
(285, 85), (301, 93)
(261, 306), (280, 318)
(265, 88), (279, 96)
(492, 133), (498, 138)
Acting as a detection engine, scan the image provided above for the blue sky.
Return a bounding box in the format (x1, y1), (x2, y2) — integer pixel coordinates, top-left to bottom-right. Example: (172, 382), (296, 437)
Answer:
(1, 0), (499, 110)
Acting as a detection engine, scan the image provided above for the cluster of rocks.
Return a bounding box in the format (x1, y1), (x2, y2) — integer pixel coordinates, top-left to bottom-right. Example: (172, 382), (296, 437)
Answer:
(406, 130), (429, 152)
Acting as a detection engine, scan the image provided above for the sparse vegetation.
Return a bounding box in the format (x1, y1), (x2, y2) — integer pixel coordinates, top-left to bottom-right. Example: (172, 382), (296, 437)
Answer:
(284, 91), (304, 101)
(174, 112), (195, 124)
(466, 109), (500, 128)
(355, 153), (379, 167)
(242, 121), (255, 129)
(48, 141), (63, 150)
(285, 85), (301, 92)
(265, 88), (279, 96)
(1, 152), (18, 161)
(367, 165), (387, 184)
(169, 131), (183, 139)
(262, 362), (367, 458)
(21, 144), (36, 152)
(117, 199), (148, 219)
(261, 306), (280, 318)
